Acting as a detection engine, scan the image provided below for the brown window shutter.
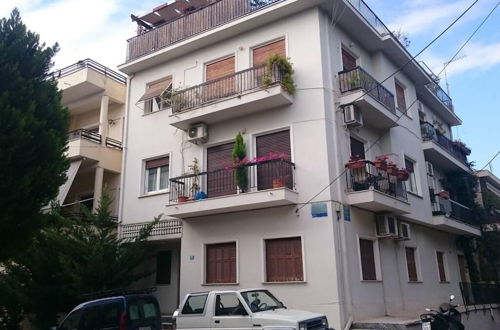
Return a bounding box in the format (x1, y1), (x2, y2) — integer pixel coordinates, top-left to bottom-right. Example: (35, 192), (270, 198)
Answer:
(146, 156), (169, 169)
(256, 130), (292, 190)
(405, 247), (418, 282)
(139, 77), (172, 102)
(206, 242), (236, 284)
(207, 143), (236, 197)
(458, 255), (467, 283)
(437, 252), (447, 282)
(206, 56), (235, 81)
(265, 237), (303, 282)
(342, 48), (357, 71)
(395, 82), (407, 111)
(359, 239), (377, 280)
(252, 39), (286, 66)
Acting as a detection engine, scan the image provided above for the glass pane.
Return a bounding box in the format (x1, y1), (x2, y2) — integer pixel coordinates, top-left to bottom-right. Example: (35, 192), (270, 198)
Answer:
(215, 294), (247, 316)
(159, 165), (169, 190)
(147, 168), (157, 192)
(182, 294), (208, 314)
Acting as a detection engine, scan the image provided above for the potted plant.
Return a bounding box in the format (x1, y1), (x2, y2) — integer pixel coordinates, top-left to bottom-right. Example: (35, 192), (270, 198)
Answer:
(437, 190), (450, 200)
(176, 184), (189, 203)
(263, 54), (295, 95)
(386, 161), (398, 175)
(345, 155), (366, 169)
(188, 158), (207, 200)
(395, 169), (410, 181)
(232, 133), (249, 193)
(374, 156), (388, 170)
(453, 140), (471, 156)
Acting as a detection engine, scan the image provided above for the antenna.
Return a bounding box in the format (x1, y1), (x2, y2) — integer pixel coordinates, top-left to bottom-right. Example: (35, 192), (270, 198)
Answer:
(441, 55), (466, 96)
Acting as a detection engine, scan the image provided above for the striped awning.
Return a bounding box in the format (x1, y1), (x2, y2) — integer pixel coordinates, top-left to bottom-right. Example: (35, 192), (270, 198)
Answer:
(137, 77), (172, 102)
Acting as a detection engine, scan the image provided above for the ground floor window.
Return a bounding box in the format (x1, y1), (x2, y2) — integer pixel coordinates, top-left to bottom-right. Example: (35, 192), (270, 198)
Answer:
(265, 237), (303, 282)
(436, 251), (447, 282)
(405, 247), (419, 282)
(359, 238), (378, 281)
(206, 242), (237, 284)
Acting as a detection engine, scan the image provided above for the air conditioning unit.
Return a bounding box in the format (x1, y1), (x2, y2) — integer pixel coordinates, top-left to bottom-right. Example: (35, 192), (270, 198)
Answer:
(397, 222), (411, 240)
(187, 123), (208, 144)
(375, 214), (398, 238)
(343, 104), (363, 127)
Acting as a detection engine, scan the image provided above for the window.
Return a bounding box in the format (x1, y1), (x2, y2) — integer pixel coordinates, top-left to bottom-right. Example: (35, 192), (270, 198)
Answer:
(256, 130), (292, 190)
(359, 238), (377, 280)
(436, 251), (447, 282)
(182, 294), (208, 314)
(395, 81), (407, 111)
(206, 242), (237, 284)
(206, 56), (235, 81)
(127, 297), (160, 328)
(156, 251), (172, 285)
(342, 48), (357, 71)
(405, 247), (419, 282)
(350, 136), (366, 159)
(140, 77), (172, 114)
(215, 294), (247, 316)
(265, 237), (303, 282)
(405, 158), (417, 194)
(252, 39), (286, 66)
(207, 143), (236, 197)
(145, 156), (169, 193)
(101, 301), (124, 329)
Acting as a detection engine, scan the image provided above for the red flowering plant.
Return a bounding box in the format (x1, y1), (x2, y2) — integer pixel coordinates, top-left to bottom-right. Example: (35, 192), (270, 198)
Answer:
(395, 168), (410, 181)
(386, 161), (398, 175)
(452, 140), (471, 156)
(374, 155), (389, 170)
(345, 154), (366, 169)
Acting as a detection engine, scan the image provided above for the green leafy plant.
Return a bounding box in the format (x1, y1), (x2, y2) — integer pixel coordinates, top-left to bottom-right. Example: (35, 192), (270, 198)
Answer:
(189, 158), (201, 195)
(232, 133), (248, 193)
(263, 54), (296, 95)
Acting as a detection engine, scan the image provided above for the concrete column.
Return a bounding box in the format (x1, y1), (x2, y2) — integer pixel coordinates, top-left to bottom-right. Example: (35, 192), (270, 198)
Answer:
(93, 165), (104, 211)
(99, 94), (109, 143)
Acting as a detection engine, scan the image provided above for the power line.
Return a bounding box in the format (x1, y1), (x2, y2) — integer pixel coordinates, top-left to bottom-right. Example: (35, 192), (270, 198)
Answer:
(295, 0), (480, 213)
(479, 150), (500, 171)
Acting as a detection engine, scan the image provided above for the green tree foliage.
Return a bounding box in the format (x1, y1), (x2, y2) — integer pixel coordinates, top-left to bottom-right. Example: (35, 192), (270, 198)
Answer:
(0, 195), (158, 329)
(232, 133), (248, 192)
(0, 9), (69, 262)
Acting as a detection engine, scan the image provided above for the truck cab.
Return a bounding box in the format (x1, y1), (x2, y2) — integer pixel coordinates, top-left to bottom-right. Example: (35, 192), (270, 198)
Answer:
(175, 289), (331, 330)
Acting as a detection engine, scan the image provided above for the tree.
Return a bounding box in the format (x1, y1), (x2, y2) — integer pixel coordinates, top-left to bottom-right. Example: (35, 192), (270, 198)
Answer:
(232, 133), (248, 192)
(392, 28), (411, 48)
(0, 195), (158, 329)
(0, 9), (69, 262)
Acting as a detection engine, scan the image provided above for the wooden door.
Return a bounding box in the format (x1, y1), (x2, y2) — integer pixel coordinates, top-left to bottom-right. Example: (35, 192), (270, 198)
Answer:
(207, 142), (236, 197)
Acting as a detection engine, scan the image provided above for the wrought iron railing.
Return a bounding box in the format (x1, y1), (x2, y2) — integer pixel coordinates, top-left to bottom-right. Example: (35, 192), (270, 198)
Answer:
(171, 64), (285, 113)
(68, 129), (102, 144)
(126, 0), (283, 61)
(50, 59), (126, 84)
(120, 219), (182, 240)
(420, 121), (469, 166)
(169, 158), (295, 203)
(432, 196), (477, 227)
(345, 161), (407, 200)
(339, 66), (396, 113)
(426, 81), (454, 112)
(105, 137), (123, 150)
(460, 282), (500, 307)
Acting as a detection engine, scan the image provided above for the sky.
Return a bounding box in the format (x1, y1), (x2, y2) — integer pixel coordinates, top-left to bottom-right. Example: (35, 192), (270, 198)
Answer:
(1, 0), (499, 175)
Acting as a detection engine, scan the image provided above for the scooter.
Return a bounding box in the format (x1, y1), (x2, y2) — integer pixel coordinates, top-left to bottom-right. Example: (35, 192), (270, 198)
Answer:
(420, 295), (465, 330)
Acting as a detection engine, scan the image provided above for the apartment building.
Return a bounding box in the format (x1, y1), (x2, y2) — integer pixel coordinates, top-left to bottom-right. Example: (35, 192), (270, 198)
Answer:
(52, 59), (126, 214)
(117, 0), (481, 328)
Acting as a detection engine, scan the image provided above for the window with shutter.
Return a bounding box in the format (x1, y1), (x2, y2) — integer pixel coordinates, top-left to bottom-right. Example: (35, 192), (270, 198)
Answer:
(156, 251), (172, 285)
(436, 251), (447, 282)
(265, 237), (303, 282)
(342, 48), (357, 71)
(207, 143), (236, 197)
(206, 242), (237, 284)
(359, 239), (377, 280)
(395, 81), (407, 111)
(405, 247), (418, 282)
(252, 39), (286, 66)
(145, 156), (170, 193)
(405, 158), (417, 194)
(204, 56), (236, 102)
(256, 130), (292, 190)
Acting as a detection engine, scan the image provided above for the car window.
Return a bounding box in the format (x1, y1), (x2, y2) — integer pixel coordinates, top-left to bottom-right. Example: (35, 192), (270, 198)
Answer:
(182, 294), (208, 314)
(80, 305), (101, 330)
(101, 301), (124, 329)
(127, 297), (160, 327)
(59, 310), (82, 330)
(215, 294), (247, 316)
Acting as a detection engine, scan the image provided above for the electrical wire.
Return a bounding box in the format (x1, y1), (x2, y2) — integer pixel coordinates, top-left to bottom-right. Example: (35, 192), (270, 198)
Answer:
(479, 150), (500, 171)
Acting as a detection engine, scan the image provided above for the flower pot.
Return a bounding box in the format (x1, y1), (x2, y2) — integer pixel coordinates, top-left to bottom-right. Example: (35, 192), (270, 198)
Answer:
(346, 160), (366, 169)
(386, 166), (397, 175)
(272, 178), (285, 188)
(437, 191), (450, 200)
(396, 171), (409, 181)
(374, 160), (387, 170)
(177, 196), (189, 203)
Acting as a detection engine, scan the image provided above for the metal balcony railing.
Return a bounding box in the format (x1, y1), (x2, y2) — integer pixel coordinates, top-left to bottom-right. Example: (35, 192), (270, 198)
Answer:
(420, 121), (469, 166)
(49, 59), (126, 84)
(339, 66), (396, 113)
(68, 129), (102, 144)
(171, 64), (285, 113)
(120, 219), (182, 240)
(426, 81), (454, 112)
(126, 0), (283, 61)
(432, 195), (477, 227)
(460, 282), (500, 307)
(345, 161), (407, 200)
(169, 158), (295, 203)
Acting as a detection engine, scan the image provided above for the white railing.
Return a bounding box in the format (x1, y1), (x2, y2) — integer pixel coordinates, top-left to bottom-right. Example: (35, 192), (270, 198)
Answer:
(120, 219), (182, 241)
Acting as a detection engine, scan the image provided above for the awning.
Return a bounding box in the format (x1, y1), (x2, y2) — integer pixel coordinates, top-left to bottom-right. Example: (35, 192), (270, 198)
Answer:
(55, 159), (82, 205)
(137, 77), (172, 102)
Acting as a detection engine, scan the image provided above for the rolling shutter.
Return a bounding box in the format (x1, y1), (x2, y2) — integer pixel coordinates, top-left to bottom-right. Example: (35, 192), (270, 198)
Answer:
(206, 243), (236, 284)
(405, 247), (418, 282)
(342, 48), (357, 71)
(395, 82), (407, 111)
(207, 142), (236, 197)
(256, 130), (291, 190)
(206, 56), (235, 81)
(146, 156), (169, 169)
(359, 239), (377, 280)
(252, 39), (286, 66)
(265, 237), (303, 282)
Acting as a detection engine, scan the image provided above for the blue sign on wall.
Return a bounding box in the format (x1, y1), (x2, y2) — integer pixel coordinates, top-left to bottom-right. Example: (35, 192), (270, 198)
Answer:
(311, 203), (328, 218)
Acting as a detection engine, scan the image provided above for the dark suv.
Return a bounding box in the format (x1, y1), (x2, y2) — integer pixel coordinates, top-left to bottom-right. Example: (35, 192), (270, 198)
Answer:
(57, 294), (162, 330)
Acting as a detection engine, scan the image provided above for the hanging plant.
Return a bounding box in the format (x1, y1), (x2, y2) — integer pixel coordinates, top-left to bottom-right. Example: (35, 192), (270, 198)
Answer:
(232, 133), (248, 193)
(263, 54), (296, 95)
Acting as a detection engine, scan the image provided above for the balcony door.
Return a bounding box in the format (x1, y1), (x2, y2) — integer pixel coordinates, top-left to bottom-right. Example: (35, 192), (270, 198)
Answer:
(256, 130), (292, 190)
(204, 56), (235, 102)
(207, 142), (236, 198)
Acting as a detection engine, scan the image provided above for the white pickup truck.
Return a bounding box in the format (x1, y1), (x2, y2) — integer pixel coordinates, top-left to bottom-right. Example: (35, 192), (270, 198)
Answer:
(173, 288), (332, 330)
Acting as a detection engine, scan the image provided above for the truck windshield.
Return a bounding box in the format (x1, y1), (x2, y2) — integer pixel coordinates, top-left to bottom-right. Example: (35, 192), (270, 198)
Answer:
(240, 290), (285, 312)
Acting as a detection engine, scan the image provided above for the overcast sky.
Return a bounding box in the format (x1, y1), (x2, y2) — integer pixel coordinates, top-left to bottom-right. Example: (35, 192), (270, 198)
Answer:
(1, 0), (499, 175)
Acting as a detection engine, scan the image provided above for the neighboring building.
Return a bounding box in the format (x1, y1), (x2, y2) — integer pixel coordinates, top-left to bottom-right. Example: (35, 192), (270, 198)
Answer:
(476, 170), (500, 224)
(117, 0), (482, 328)
(52, 59), (126, 214)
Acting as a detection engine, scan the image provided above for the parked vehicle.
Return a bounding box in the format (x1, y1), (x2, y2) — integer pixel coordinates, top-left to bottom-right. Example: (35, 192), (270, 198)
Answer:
(56, 294), (162, 330)
(420, 295), (464, 330)
(173, 288), (333, 330)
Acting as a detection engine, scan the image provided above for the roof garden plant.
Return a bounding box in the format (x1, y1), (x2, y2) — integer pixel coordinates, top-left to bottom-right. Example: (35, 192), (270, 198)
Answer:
(263, 54), (295, 95)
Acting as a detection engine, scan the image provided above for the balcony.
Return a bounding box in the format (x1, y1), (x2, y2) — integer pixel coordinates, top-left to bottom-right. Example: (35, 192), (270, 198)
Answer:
(165, 159), (297, 218)
(338, 66), (398, 129)
(169, 65), (293, 129)
(420, 121), (471, 172)
(345, 161), (410, 214)
(126, 0), (283, 62)
(66, 129), (123, 173)
(432, 196), (481, 236)
(120, 219), (182, 241)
